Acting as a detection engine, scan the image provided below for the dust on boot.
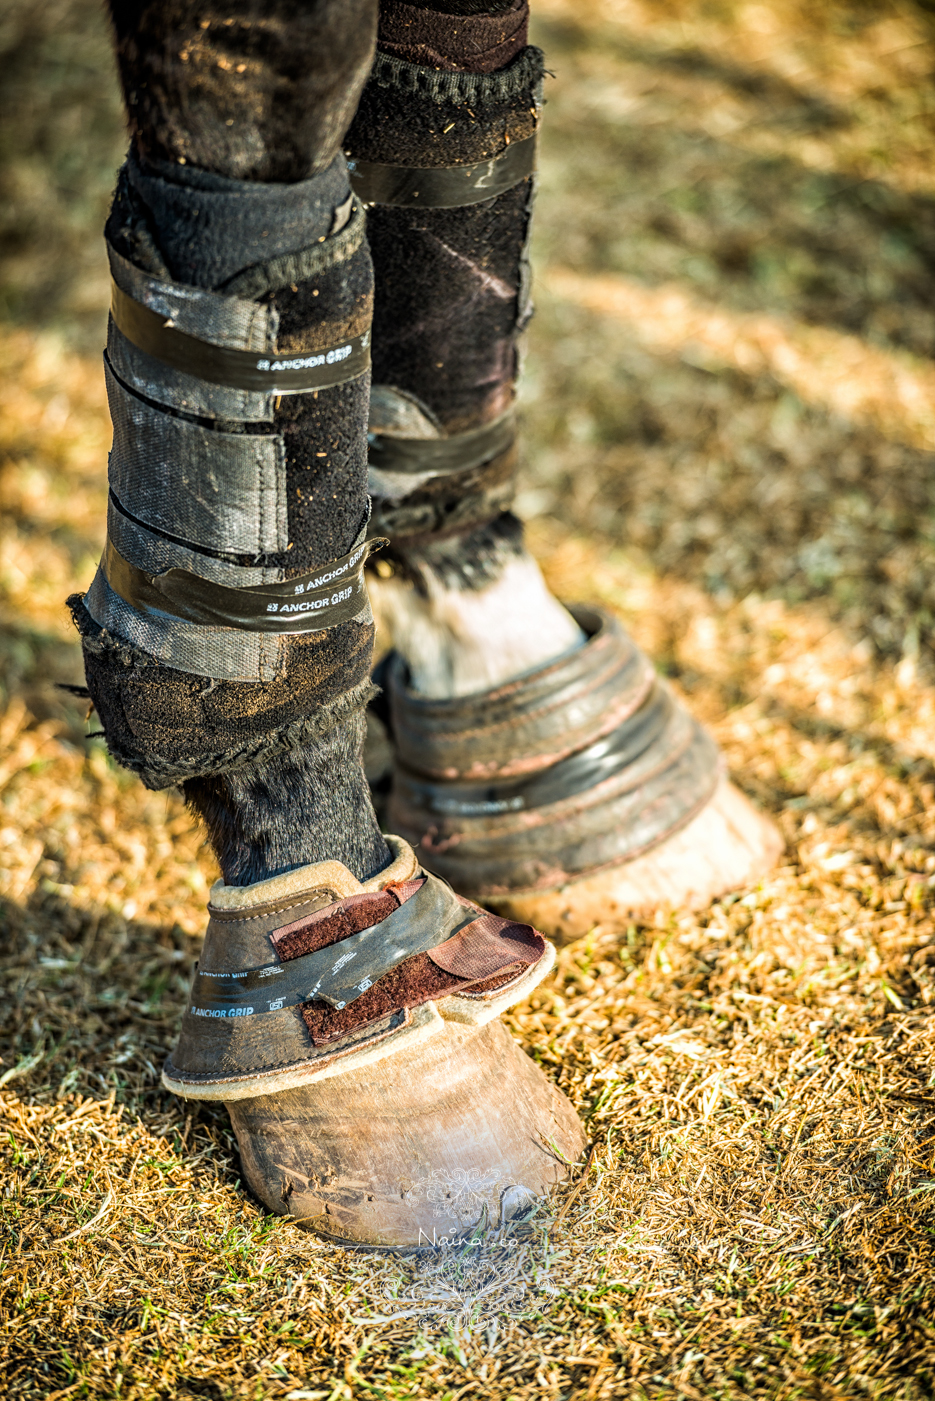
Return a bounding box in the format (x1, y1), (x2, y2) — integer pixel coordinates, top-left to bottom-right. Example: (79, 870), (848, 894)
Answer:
(348, 2), (782, 939)
(72, 0), (584, 1246)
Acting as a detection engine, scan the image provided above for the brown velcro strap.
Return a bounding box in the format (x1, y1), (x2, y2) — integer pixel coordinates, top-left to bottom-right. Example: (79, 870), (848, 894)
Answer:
(383, 876), (425, 904)
(427, 913), (544, 981)
(265, 873), (545, 1046)
(271, 879), (423, 962)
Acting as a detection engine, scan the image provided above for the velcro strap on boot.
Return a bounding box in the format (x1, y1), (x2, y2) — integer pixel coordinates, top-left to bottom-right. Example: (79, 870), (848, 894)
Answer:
(108, 219), (371, 400)
(110, 276), (370, 393)
(344, 48), (544, 211)
(389, 605), (656, 780)
(369, 409), (515, 477)
(188, 871), (541, 1018)
(348, 133), (536, 209)
(367, 409), (518, 542)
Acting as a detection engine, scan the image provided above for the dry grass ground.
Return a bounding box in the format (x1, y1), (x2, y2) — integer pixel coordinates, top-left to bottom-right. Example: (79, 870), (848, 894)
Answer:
(2, 1), (935, 1397)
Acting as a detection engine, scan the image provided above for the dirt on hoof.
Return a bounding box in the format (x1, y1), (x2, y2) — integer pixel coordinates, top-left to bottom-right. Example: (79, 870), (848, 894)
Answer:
(480, 775), (783, 943)
(228, 1018), (586, 1248)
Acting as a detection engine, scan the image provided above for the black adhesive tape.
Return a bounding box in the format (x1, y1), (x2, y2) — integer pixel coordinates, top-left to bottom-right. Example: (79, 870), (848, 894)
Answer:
(368, 411), (516, 476)
(110, 280), (371, 394)
(101, 533), (387, 634)
(347, 132), (536, 209)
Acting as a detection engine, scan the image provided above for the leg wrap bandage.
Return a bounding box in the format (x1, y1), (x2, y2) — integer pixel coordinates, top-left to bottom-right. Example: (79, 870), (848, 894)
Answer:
(82, 144), (557, 1099)
(352, 9), (731, 911)
(345, 28), (540, 546)
(71, 160), (379, 788)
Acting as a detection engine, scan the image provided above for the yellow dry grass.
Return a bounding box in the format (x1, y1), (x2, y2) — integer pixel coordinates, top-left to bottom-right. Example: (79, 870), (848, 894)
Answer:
(2, 0), (935, 1397)
(543, 267), (935, 454)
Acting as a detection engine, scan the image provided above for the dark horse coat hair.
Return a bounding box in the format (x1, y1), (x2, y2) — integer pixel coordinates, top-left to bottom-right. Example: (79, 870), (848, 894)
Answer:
(183, 712), (380, 887)
(106, 0), (379, 183)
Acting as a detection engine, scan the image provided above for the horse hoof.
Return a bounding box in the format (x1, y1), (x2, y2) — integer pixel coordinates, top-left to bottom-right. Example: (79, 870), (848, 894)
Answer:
(229, 1017), (585, 1247)
(382, 606), (782, 942)
(163, 838), (585, 1246)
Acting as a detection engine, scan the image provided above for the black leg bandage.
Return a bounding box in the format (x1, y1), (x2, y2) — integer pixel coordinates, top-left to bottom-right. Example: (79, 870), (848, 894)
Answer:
(71, 1), (390, 885)
(345, 1), (538, 564)
(350, 5), (725, 908)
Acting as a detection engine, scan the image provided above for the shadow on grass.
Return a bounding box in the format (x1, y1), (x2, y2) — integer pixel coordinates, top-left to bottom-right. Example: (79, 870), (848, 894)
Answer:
(0, 886), (197, 1116)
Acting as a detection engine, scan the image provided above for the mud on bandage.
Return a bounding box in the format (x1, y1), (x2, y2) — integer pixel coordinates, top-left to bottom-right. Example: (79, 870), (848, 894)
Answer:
(71, 155), (381, 789)
(344, 46), (544, 547)
(81, 197), (374, 685)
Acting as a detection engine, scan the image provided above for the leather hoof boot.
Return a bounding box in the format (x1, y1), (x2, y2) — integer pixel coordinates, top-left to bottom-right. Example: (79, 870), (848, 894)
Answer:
(382, 607), (783, 941)
(163, 835), (584, 1245)
(479, 773), (783, 942)
(229, 1017), (585, 1248)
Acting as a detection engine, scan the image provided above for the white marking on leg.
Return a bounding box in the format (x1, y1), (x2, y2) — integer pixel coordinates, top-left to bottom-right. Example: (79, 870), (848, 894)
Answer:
(371, 552), (585, 698)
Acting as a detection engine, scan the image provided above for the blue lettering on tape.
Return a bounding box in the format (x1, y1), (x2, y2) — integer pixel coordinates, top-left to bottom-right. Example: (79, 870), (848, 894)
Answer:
(192, 1005), (255, 1018)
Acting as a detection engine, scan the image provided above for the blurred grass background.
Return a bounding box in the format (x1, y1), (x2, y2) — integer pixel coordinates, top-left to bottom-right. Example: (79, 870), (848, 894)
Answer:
(0, 0), (124, 346)
(3, 2), (935, 1398)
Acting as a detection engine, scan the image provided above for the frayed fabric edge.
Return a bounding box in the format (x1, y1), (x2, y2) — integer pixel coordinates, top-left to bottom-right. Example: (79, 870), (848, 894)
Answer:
(68, 593), (378, 790)
(121, 677), (376, 791)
